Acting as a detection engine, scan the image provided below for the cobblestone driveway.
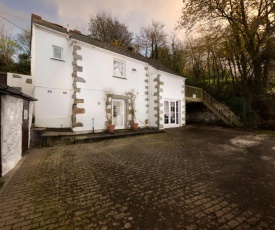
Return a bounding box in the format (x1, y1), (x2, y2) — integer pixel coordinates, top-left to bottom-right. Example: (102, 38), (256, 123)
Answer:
(0, 126), (275, 229)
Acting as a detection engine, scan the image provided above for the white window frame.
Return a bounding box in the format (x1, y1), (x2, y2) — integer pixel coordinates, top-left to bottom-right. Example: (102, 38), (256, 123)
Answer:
(113, 59), (126, 79)
(112, 99), (126, 129)
(52, 45), (63, 60)
(164, 99), (180, 128)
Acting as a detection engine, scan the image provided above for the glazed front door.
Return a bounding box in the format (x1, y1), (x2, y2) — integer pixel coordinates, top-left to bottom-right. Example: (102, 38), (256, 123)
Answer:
(164, 100), (179, 127)
(112, 99), (125, 129)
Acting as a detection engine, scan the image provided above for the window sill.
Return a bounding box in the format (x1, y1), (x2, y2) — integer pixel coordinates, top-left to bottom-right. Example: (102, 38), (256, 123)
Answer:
(113, 75), (127, 80)
(51, 58), (65, 62)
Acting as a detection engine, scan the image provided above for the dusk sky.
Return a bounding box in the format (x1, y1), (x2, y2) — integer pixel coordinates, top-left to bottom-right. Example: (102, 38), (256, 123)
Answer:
(0, 0), (184, 36)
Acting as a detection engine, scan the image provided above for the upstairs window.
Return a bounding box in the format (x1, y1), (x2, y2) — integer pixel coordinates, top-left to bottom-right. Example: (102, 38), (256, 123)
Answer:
(52, 46), (63, 60)
(113, 59), (125, 79)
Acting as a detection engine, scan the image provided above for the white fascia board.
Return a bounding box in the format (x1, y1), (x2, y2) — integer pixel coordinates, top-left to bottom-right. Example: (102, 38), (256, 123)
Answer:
(34, 23), (68, 39)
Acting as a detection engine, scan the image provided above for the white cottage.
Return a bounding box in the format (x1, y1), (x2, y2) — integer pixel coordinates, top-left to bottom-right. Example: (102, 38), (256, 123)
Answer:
(30, 14), (186, 133)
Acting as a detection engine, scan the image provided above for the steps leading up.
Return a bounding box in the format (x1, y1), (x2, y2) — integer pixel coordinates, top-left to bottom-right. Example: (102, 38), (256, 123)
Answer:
(202, 91), (243, 127)
(186, 85), (243, 127)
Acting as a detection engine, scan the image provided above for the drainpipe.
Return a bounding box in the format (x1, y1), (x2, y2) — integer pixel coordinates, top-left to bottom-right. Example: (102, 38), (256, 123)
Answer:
(92, 118), (94, 133)
(66, 34), (77, 46)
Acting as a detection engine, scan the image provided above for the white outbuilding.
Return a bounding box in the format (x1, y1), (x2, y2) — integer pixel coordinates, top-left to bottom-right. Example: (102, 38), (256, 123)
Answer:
(0, 78), (36, 177)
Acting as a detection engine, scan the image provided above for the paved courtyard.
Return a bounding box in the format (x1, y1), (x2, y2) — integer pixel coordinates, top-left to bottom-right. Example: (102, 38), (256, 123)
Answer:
(0, 126), (275, 229)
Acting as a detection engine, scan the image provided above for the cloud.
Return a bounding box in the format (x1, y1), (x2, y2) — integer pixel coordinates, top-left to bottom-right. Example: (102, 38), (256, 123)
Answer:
(0, 2), (31, 33)
(51, 0), (183, 34)
(0, 0), (184, 37)
(0, 0), (57, 33)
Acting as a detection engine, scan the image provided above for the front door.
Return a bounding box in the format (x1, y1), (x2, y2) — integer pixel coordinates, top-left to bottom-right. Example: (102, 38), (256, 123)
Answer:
(164, 100), (180, 127)
(112, 99), (125, 129)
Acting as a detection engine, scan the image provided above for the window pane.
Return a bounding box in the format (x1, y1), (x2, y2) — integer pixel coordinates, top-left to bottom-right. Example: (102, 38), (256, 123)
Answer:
(53, 47), (62, 59)
(176, 101), (179, 124)
(170, 101), (175, 124)
(164, 100), (179, 125)
(164, 101), (169, 124)
(113, 60), (124, 77)
(112, 100), (124, 126)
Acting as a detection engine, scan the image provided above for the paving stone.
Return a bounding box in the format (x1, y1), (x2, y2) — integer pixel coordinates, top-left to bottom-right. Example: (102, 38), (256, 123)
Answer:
(13, 220), (32, 228)
(124, 222), (131, 228)
(0, 126), (274, 229)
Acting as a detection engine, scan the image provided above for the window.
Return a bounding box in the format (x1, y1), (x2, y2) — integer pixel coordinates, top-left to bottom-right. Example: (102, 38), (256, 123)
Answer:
(52, 46), (63, 60)
(164, 100), (179, 125)
(113, 59), (125, 78)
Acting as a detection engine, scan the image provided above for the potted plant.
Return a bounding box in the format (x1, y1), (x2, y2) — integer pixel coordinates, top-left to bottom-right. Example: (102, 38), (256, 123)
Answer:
(126, 89), (138, 130)
(107, 123), (115, 133)
(105, 90), (115, 133)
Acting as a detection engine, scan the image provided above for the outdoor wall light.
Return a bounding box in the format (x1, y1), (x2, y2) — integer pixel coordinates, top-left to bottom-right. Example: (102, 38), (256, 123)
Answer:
(132, 68), (137, 71)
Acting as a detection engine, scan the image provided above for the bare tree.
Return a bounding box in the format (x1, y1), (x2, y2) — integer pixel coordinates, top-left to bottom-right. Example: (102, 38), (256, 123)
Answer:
(15, 29), (31, 56)
(136, 20), (167, 59)
(88, 11), (133, 47)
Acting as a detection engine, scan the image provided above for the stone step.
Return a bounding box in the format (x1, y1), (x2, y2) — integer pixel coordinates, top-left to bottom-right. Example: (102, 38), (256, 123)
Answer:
(36, 128), (164, 147)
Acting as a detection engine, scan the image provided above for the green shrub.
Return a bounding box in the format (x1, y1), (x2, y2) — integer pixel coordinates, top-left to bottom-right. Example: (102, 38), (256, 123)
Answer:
(225, 97), (259, 126)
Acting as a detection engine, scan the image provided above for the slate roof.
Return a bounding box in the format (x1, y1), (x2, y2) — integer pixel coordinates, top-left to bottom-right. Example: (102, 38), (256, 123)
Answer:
(0, 84), (37, 101)
(31, 14), (180, 76)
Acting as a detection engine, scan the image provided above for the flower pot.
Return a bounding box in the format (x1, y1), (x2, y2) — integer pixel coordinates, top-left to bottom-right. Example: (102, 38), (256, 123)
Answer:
(131, 122), (138, 130)
(107, 124), (115, 133)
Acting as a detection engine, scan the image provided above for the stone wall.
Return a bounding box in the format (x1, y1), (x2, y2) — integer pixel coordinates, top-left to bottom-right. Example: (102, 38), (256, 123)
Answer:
(186, 103), (222, 124)
(1, 95), (23, 176)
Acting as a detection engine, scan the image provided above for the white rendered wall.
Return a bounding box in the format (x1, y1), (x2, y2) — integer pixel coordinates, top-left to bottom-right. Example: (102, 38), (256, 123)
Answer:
(31, 24), (185, 131)
(1, 95), (23, 176)
(161, 73), (185, 102)
(161, 73), (185, 127)
(67, 41), (149, 132)
(34, 88), (71, 127)
(32, 25), (73, 128)
(7, 73), (33, 96)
